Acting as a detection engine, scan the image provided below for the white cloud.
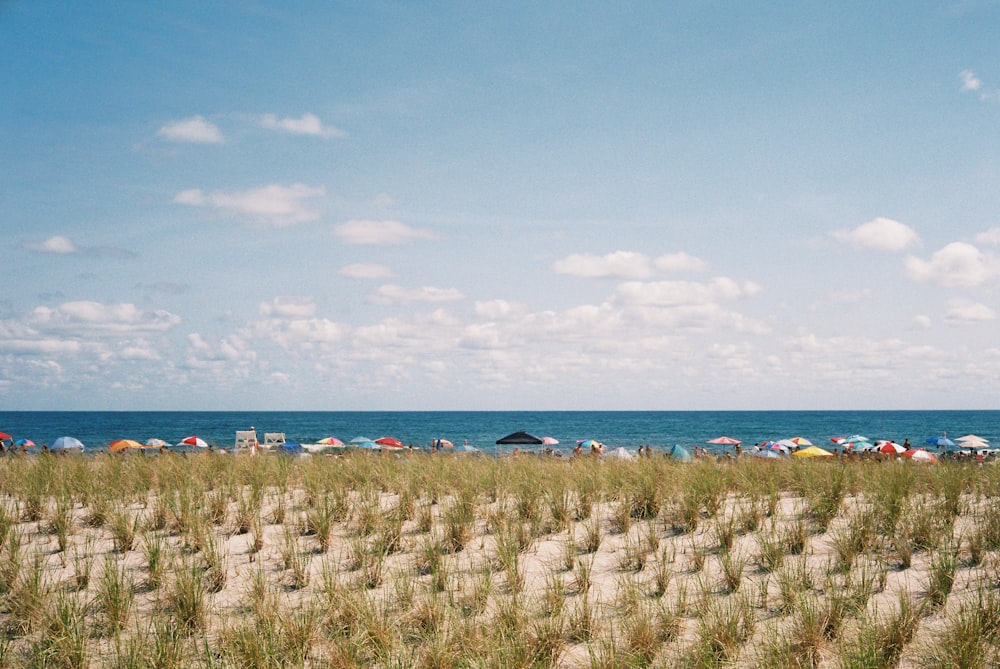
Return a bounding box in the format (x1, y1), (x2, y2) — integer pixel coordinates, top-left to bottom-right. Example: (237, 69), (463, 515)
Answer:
(23, 235), (79, 254)
(259, 297), (316, 318)
(914, 315), (933, 329)
(976, 228), (1000, 246)
(474, 300), (527, 320)
(28, 301), (180, 336)
(340, 263), (394, 279)
(553, 251), (652, 279)
(832, 217), (920, 252)
(260, 113), (345, 138)
(654, 252), (708, 273)
(157, 116), (224, 144)
(615, 277), (761, 307)
(905, 242), (1000, 287)
(944, 299), (997, 325)
(368, 284), (465, 306)
(174, 183), (324, 226)
(334, 220), (435, 245)
(960, 69), (982, 92)
(253, 318), (346, 349)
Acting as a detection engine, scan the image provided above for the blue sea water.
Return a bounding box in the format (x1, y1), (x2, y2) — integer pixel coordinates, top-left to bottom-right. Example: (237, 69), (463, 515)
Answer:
(0, 410), (997, 455)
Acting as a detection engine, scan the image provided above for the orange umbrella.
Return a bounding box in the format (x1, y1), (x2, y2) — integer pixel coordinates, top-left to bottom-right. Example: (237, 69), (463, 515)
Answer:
(109, 439), (145, 453)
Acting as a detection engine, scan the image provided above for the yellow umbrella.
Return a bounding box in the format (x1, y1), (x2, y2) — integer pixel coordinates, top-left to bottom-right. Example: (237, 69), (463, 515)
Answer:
(109, 439), (145, 453)
(791, 445), (834, 458)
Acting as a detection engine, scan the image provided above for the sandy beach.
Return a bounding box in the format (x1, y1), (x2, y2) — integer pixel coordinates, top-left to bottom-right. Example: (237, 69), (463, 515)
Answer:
(0, 451), (998, 667)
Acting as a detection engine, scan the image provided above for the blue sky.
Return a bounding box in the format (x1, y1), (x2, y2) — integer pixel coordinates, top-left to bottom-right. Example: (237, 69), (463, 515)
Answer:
(3, 1), (1000, 410)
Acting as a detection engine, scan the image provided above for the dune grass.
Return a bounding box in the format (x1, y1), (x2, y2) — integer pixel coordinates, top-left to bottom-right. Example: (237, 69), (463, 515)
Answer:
(0, 451), (996, 666)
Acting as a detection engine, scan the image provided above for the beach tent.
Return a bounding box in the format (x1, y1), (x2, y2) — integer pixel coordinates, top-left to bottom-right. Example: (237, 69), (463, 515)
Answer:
(50, 436), (85, 452)
(276, 441), (304, 456)
(670, 444), (692, 462)
(791, 445), (833, 458)
(496, 431), (544, 445)
(603, 447), (634, 461)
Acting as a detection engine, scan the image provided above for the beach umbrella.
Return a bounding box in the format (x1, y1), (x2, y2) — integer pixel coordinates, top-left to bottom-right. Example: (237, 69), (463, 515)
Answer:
(670, 444), (692, 462)
(432, 438), (454, 449)
(352, 439), (380, 450)
(830, 437), (847, 444)
(317, 437), (343, 446)
(375, 437), (405, 450)
(902, 449), (938, 463)
(178, 436), (208, 448)
(541, 436), (559, 445)
(844, 435), (870, 444)
(0, 432), (11, 441)
(788, 437), (813, 446)
(350, 436), (373, 444)
(578, 439), (604, 449)
(707, 436), (741, 445)
(878, 441), (905, 454)
(770, 442), (791, 454)
(496, 431), (544, 445)
(13, 438), (35, 448)
(926, 436), (955, 448)
(455, 443), (480, 454)
(791, 445), (834, 458)
(144, 438), (168, 448)
(50, 436), (85, 452)
(957, 434), (989, 444)
(753, 449), (784, 459)
(109, 439), (145, 453)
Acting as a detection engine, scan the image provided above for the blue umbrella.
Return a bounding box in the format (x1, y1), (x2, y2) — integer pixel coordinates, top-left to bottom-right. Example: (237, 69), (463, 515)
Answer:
(353, 440), (380, 450)
(753, 449), (784, 459)
(50, 436), (85, 452)
(670, 444), (692, 462)
(926, 436), (955, 448)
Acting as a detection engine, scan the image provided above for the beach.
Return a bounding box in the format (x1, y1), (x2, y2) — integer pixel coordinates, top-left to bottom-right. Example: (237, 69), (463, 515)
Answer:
(1, 450), (998, 667)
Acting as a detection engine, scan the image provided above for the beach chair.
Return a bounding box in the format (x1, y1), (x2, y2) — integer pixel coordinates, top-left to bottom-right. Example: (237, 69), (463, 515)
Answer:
(263, 433), (286, 450)
(235, 430), (259, 452)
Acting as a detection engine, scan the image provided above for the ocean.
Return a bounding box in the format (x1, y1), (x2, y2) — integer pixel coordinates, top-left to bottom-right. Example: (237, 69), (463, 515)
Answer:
(0, 410), (996, 455)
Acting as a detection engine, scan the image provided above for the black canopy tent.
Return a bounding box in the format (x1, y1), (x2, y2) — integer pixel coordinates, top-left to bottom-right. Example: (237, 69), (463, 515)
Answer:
(496, 431), (544, 445)
(496, 431), (544, 456)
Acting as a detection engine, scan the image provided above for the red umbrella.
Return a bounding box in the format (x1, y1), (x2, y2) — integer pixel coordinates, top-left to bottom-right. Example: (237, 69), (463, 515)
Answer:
(878, 441), (905, 454)
(902, 449), (938, 463)
(0, 432), (11, 441)
(375, 437), (405, 450)
(179, 436), (208, 448)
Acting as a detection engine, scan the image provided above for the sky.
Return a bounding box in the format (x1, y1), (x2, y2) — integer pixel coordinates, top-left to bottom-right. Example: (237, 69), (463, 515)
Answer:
(2, 1), (1000, 411)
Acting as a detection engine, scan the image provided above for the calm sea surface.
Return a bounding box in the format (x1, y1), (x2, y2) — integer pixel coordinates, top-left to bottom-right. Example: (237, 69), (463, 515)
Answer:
(0, 411), (997, 455)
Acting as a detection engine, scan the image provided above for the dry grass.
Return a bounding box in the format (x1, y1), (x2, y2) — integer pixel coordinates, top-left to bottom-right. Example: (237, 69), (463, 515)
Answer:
(0, 452), (998, 667)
